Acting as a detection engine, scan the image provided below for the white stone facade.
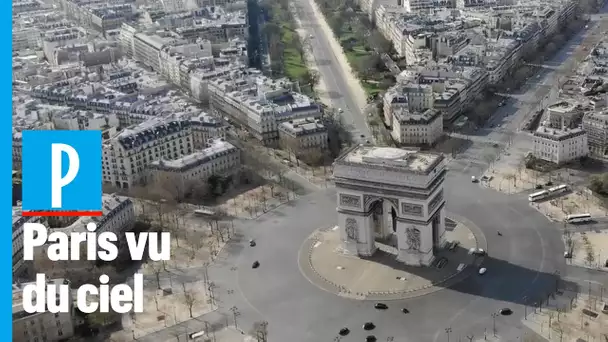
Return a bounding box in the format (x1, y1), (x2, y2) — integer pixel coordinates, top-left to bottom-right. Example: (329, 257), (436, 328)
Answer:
(533, 126), (589, 165)
(333, 146), (447, 266)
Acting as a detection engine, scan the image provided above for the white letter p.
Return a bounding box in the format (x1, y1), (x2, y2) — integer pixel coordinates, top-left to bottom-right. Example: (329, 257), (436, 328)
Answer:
(51, 143), (80, 209)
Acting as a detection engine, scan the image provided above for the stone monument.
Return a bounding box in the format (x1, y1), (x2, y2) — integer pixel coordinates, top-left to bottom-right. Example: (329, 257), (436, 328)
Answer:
(333, 145), (447, 266)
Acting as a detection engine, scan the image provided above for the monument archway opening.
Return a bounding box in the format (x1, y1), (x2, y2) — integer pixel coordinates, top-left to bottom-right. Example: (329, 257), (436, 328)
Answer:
(368, 198), (399, 251)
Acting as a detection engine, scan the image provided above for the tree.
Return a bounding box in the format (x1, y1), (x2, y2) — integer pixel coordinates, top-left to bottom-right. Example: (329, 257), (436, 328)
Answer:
(182, 283), (197, 318)
(589, 173), (608, 196)
(329, 12), (345, 36)
(301, 150), (325, 167)
(303, 70), (320, 93)
(545, 42), (557, 56)
(186, 232), (203, 260)
(251, 321), (269, 342)
(367, 30), (392, 54)
(150, 262), (163, 290)
(165, 211), (184, 247)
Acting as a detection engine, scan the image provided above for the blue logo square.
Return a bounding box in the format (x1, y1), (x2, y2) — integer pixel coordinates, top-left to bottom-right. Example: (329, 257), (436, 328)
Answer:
(22, 130), (102, 213)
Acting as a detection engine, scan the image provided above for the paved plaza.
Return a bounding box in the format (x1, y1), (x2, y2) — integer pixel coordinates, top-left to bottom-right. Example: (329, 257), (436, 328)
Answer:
(300, 217), (485, 300)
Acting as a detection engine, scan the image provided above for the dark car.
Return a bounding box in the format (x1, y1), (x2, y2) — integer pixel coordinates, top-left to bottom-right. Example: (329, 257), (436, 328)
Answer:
(374, 303), (388, 310)
(363, 322), (375, 331)
(499, 308), (513, 316)
(401, 308), (410, 314)
(252, 261), (260, 269)
(338, 328), (350, 336)
(545, 181), (553, 186)
(366, 336), (377, 342)
(249, 239), (256, 247)
(535, 184), (543, 190)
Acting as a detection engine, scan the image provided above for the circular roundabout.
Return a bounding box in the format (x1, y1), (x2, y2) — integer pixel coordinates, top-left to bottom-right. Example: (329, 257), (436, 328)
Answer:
(210, 173), (566, 342)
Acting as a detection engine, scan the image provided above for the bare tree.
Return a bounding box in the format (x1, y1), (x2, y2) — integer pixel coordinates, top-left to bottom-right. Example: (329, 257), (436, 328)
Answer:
(483, 153), (495, 168)
(150, 262), (163, 290)
(165, 212), (184, 247)
(301, 150), (325, 167)
(187, 232), (203, 261)
(207, 240), (217, 259)
(182, 283), (197, 318)
(251, 321), (269, 342)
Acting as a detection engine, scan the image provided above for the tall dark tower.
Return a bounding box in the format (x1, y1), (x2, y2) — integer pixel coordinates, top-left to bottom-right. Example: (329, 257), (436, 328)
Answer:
(247, 0), (263, 70)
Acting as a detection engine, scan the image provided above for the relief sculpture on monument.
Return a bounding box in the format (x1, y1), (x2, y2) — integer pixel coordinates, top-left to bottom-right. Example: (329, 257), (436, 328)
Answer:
(345, 218), (359, 242)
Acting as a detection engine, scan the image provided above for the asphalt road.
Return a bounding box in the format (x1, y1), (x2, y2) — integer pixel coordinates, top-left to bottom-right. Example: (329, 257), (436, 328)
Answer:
(292, 0), (373, 144)
(134, 171), (566, 342)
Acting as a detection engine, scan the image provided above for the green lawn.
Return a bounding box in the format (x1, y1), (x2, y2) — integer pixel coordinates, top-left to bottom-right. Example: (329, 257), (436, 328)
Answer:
(280, 22), (309, 81)
(362, 81), (381, 98)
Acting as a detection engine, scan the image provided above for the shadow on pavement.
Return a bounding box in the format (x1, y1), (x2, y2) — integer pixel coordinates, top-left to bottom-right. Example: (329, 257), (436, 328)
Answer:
(366, 244), (577, 308)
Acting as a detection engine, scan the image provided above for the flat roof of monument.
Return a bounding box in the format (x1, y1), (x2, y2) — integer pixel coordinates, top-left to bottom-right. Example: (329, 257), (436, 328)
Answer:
(336, 145), (443, 174)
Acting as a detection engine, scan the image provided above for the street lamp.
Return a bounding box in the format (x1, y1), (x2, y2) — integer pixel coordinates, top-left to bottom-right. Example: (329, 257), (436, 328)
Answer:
(445, 327), (452, 342)
(523, 296), (528, 320)
(230, 306), (241, 329)
(491, 313), (498, 336)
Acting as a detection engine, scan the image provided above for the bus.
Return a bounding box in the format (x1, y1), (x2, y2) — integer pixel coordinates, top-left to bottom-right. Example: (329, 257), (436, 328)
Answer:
(565, 213), (592, 224)
(548, 184), (569, 195)
(528, 190), (549, 202)
(189, 331), (206, 340)
(194, 206), (215, 217)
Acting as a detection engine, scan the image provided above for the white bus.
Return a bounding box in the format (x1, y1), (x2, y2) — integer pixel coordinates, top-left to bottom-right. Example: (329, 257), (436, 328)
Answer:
(565, 213), (592, 224)
(194, 207), (215, 217)
(548, 184), (569, 195)
(528, 190), (549, 202)
(189, 331), (205, 340)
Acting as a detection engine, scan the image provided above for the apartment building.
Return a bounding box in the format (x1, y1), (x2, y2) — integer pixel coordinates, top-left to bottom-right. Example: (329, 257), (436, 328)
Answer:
(52, 110), (120, 131)
(13, 132), (23, 171)
(13, 27), (41, 51)
(12, 210), (47, 279)
(546, 100), (585, 129)
(13, 278), (75, 342)
(278, 117), (328, 157)
(189, 113), (228, 149)
(102, 118), (194, 189)
(391, 107), (443, 146)
(159, 41), (214, 89)
(174, 14), (247, 44)
(209, 74), (321, 144)
(383, 83), (434, 126)
(533, 125), (589, 165)
(583, 110), (608, 157)
(148, 138), (240, 198)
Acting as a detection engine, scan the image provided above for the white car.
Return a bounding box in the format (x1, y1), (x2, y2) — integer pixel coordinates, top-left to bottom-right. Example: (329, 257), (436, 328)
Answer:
(469, 247), (486, 256)
(478, 267), (487, 275)
(471, 176), (478, 183)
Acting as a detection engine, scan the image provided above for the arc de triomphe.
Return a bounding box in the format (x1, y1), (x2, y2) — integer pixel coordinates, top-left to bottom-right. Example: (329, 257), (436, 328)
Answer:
(333, 145), (447, 266)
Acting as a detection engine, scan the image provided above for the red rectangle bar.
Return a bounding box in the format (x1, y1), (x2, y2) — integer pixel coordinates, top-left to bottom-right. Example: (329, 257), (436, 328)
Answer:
(22, 211), (103, 217)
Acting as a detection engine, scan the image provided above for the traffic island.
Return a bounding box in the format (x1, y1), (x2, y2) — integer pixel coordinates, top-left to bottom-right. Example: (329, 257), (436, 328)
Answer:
(298, 216), (486, 300)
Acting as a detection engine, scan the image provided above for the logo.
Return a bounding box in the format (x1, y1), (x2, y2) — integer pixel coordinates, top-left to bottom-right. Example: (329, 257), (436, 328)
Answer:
(22, 131), (102, 216)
